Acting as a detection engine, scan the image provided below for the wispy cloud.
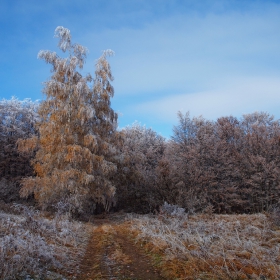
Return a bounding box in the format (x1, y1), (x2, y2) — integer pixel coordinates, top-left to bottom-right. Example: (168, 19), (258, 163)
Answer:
(81, 3), (280, 99)
(134, 76), (280, 123)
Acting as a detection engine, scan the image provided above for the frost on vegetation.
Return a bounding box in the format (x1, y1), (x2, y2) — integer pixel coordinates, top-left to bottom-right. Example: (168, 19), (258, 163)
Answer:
(0, 97), (39, 138)
(131, 212), (280, 279)
(159, 202), (185, 218)
(19, 26), (118, 214)
(0, 204), (88, 279)
(0, 97), (40, 202)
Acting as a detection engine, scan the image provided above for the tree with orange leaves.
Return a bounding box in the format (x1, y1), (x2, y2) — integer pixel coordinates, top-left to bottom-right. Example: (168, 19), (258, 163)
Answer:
(18, 26), (119, 213)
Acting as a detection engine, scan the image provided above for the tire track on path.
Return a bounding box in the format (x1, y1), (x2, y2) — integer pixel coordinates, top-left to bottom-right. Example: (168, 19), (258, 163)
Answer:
(78, 216), (165, 280)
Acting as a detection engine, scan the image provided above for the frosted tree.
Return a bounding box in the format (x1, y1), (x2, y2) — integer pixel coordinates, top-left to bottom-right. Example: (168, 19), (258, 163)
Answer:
(0, 97), (39, 140)
(18, 27), (118, 213)
(117, 122), (165, 212)
(0, 97), (39, 201)
(165, 111), (280, 213)
(239, 112), (280, 212)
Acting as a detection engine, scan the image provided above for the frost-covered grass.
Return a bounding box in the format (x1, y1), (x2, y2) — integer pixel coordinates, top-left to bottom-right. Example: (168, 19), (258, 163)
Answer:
(0, 204), (89, 279)
(130, 211), (280, 280)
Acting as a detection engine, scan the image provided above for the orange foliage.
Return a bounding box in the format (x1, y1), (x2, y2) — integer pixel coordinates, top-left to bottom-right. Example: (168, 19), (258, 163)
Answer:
(19, 27), (119, 213)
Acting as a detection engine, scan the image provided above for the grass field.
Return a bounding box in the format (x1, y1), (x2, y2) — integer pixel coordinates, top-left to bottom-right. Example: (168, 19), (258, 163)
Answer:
(1, 203), (279, 279)
(130, 211), (280, 279)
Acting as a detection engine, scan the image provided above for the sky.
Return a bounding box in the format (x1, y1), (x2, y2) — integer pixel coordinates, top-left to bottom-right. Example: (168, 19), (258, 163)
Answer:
(0, 0), (280, 138)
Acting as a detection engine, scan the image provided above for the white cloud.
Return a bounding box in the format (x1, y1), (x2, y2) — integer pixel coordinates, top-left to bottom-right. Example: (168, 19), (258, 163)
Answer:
(81, 4), (280, 98)
(133, 76), (280, 122)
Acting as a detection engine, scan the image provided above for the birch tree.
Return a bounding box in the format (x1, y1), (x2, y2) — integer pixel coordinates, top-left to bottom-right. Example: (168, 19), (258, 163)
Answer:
(18, 27), (118, 213)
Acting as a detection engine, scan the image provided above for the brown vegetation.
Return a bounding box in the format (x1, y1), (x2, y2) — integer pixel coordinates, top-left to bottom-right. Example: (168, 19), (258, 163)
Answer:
(157, 111), (280, 214)
(130, 208), (280, 279)
(1, 204), (279, 279)
(17, 27), (119, 214)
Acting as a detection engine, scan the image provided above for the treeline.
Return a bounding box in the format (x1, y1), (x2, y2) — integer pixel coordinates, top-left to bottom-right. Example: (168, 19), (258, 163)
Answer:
(1, 98), (280, 214)
(1, 26), (279, 215)
(116, 112), (280, 214)
(162, 112), (280, 213)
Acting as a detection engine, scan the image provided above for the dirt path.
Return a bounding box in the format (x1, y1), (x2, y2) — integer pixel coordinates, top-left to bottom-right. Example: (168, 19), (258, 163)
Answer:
(78, 216), (165, 280)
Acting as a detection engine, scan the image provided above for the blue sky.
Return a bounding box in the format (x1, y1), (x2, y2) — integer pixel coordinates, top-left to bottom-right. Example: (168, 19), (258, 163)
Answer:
(1, 0), (280, 137)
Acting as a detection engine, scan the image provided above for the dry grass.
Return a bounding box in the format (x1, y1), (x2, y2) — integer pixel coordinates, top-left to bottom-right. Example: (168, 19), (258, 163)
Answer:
(1, 202), (279, 279)
(129, 212), (280, 280)
(0, 204), (90, 280)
